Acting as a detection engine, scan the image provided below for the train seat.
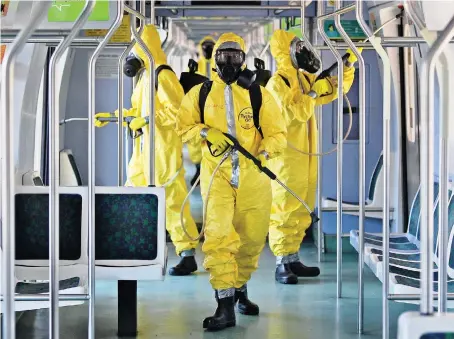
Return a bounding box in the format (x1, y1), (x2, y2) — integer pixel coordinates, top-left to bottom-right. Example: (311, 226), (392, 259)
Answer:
(94, 187), (167, 281)
(350, 183), (440, 255)
(350, 181), (454, 307)
(0, 248), (87, 313)
(60, 149), (83, 186)
(59, 148), (168, 280)
(1, 186), (88, 313)
(322, 153), (390, 219)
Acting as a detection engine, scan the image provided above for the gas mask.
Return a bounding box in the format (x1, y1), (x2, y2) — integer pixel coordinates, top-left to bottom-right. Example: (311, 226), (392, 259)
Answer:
(201, 40), (215, 60)
(214, 48), (246, 85)
(123, 52), (144, 78)
(290, 38), (320, 74)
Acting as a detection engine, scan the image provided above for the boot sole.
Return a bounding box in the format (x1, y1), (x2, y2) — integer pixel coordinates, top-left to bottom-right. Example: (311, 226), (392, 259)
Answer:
(275, 276), (298, 285)
(203, 320), (236, 331)
(294, 271), (321, 278)
(168, 268), (197, 276)
(238, 306), (259, 316)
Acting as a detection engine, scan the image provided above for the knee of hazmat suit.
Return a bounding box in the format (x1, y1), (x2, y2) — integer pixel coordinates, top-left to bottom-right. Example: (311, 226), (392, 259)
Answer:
(266, 29), (356, 257)
(186, 36), (216, 165)
(176, 32), (287, 290)
(127, 25), (199, 254)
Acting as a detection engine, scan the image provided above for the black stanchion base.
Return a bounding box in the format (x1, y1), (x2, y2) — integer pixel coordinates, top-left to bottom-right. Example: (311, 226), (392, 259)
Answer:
(117, 280), (138, 337)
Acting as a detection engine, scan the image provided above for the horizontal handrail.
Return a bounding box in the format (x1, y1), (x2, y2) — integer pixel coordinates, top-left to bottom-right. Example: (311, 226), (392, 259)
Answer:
(0, 294), (90, 301)
(317, 4), (356, 19)
(388, 294), (454, 301)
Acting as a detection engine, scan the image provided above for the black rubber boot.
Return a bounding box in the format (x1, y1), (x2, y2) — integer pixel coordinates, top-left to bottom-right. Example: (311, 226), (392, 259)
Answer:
(235, 287), (259, 315)
(190, 163), (201, 186)
(203, 291), (236, 331)
(289, 261), (320, 277)
(168, 255), (197, 276)
(275, 264), (298, 284)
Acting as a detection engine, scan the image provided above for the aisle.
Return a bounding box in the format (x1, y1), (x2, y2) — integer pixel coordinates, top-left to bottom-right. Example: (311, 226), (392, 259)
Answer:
(16, 245), (416, 339)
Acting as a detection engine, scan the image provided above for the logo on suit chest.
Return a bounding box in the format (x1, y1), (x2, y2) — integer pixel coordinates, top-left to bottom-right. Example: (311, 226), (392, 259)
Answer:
(238, 107), (254, 130)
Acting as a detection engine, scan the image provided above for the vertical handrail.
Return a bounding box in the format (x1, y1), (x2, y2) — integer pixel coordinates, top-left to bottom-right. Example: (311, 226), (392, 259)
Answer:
(129, 8), (156, 186)
(419, 14), (454, 316)
(88, 2), (124, 338)
(301, 0), (324, 263)
(118, 14), (147, 186)
(148, 1), (155, 25)
(406, 0), (452, 313)
(315, 1), (325, 261)
(300, 0), (321, 64)
(48, 1), (95, 338)
(117, 43), (133, 185)
(317, 2), (344, 298)
(1, 4), (51, 338)
(357, 1), (391, 338)
(335, 1), (366, 332)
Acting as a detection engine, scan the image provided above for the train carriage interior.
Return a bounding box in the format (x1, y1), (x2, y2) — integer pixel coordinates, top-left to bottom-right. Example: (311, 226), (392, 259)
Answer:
(2, 0), (454, 338)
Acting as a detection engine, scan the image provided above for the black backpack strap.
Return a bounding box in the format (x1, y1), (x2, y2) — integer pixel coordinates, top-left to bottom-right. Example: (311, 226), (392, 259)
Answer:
(278, 74), (290, 87)
(249, 84), (263, 138)
(198, 80), (213, 124)
(155, 65), (174, 90)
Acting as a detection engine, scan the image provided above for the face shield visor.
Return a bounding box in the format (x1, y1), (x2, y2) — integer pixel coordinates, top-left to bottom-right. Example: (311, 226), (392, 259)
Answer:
(201, 40), (215, 60)
(214, 47), (245, 85)
(123, 51), (144, 78)
(290, 38), (320, 74)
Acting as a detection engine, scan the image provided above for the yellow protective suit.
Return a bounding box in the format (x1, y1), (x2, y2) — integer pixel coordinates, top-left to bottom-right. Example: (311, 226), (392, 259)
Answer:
(266, 29), (356, 257)
(177, 33), (287, 290)
(108, 25), (199, 255)
(197, 35), (215, 78)
(187, 36), (216, 165)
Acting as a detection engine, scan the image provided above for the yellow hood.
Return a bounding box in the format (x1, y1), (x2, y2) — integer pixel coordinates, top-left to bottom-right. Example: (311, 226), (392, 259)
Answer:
(211, 32), (246, 83)
(213, 32), (246, 57)
(132, 25), (167, 69)
(270, 29), (296, 71)
(198, 35), (216, 61)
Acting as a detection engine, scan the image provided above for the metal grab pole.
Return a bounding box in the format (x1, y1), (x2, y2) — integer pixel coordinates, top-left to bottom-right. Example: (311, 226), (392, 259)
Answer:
(357, 1), (391, 338)
(315, 3), (325, 260)
(335, 3), (366, 332)
(118, 43), (132, 186)
(317, 4), (356, 20)
(129, 9), (156, 186)
(118, 15), (146, 186)
(333, 0), (346, 301)
(48, 1), (95, 338)
(405, 1), (452, 313)
(2, 36), (454, 48)
(301, 0), (324, 262)
(419, 14), (454, 316)
(317, 3), (346, 298)
(124, 4), (148, 22)
(148, 1), (155, 23)
(155, 4), (322, 10)
(88, 2), (124, 338)
(1, 4), (51, 338)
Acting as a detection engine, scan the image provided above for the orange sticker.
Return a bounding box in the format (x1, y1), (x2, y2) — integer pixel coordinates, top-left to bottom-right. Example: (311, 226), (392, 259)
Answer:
(0, 45), (6, 64)
(1, 0), (10, 17)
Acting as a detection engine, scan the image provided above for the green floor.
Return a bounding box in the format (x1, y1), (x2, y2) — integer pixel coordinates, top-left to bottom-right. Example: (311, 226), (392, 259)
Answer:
(15, 244), (417, 339)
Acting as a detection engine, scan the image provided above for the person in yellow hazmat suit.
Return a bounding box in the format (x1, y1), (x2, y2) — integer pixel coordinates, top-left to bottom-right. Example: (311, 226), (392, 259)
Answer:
(94, 25), (200, 276)
(187, 35), (217, 186)
(177, 33), (286, 331)
(266, 29), (361, 284)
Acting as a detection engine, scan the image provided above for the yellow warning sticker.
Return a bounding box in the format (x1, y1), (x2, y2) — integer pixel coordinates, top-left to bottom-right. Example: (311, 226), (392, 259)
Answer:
(0, 45), (6, 64)
(85, 14), (131, 43)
